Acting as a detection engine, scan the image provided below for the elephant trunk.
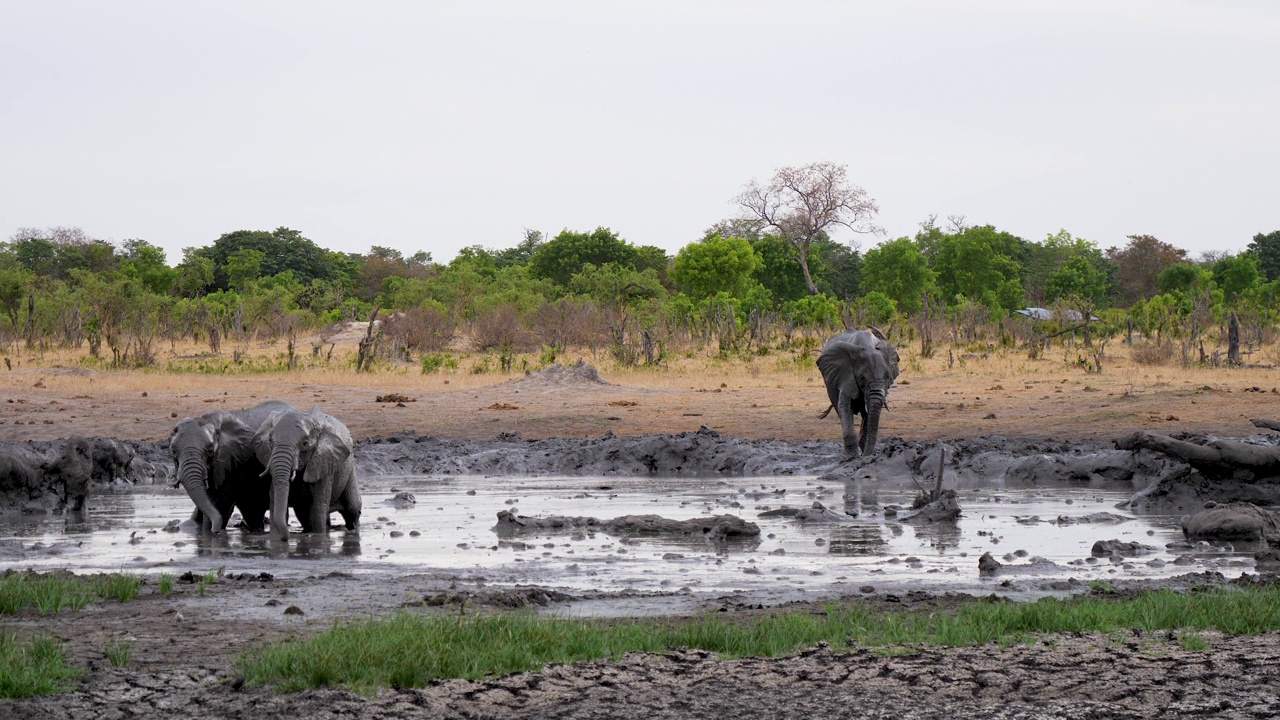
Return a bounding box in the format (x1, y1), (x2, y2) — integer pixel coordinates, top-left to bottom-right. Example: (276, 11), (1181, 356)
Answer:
(863, 385), (887, 456)
(177, 448), (222, 533)
(268, 448), (296, 539)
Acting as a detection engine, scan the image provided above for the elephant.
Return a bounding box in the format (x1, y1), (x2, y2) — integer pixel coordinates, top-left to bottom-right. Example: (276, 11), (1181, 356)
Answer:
(170, 400), (293, 534)
(253, 406), (361, 539)
(90, 438), (136, 486)
(0, 452), (42, 494)
(816, 327), (900, 458)
(41, 436), (94, 511)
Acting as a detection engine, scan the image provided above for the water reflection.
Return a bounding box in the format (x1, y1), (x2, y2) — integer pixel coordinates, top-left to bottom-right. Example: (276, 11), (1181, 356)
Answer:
(909, 520), (962, 552)
(187, 529), (364, 560)
(826, 524), (887, 556)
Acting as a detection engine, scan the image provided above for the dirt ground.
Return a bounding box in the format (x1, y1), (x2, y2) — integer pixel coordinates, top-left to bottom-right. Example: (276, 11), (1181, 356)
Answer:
(4, 351), (1280, 719)
(2, 350), (1279, 445)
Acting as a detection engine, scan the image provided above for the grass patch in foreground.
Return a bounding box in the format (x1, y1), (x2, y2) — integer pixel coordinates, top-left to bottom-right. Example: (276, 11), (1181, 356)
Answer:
(240, 587), (1280, 692)
(0, 634), (82, 698)
(0, 571), (142, 615)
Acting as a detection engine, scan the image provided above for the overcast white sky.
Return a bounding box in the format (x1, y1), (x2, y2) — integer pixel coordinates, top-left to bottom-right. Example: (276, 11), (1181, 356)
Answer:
(2, 1), (1277, 264)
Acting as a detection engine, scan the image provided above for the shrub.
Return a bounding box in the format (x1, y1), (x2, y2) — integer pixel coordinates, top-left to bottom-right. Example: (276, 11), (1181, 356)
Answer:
(421, 352), (460, 374)
(472, 305), (538, 353)
(382, 306), (455, 353)
(1130, 342), (1174, 366)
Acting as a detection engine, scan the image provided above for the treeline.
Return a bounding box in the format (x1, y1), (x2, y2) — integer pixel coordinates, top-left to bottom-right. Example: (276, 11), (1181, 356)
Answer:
(1, 220), (1278, 371)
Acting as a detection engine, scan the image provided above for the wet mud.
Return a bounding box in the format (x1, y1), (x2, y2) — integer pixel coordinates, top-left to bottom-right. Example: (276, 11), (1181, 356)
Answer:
(4, 429), (1280, 719)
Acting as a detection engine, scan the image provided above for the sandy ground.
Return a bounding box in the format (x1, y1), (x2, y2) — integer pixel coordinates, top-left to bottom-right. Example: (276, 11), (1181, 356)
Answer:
(2, 353), (1279, 445)
(4, 355), (1280, 719)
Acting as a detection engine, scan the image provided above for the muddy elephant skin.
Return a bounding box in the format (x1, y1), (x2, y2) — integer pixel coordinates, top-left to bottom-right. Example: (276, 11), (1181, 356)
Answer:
(816, 327), (900, 458)
(254, 407), (361, 539)
(170, 401), (293, 534)
(40, 436), (94, 511)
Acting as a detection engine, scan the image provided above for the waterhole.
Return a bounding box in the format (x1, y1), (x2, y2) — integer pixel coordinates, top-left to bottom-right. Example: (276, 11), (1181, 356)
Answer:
(2, 474), (1258, 610)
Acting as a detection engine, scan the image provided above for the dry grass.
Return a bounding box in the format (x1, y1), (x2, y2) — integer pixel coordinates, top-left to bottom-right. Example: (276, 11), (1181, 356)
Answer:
(4, 331), (1279, 444)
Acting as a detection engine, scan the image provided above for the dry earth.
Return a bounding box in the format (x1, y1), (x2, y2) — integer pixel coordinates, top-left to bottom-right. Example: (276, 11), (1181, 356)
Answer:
(4, 350), (1280, 719)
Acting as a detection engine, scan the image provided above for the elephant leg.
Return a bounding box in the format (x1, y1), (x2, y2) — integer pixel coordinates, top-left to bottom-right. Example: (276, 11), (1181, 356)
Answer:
(838, 396), (861, 458)
(309, 475), (334, 534)
(336, 478), (361, 530)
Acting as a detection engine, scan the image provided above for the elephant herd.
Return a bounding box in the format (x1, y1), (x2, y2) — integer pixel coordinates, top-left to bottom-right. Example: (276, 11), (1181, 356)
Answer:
(170, 327), (895, 538)
(171, 402), (361, 540)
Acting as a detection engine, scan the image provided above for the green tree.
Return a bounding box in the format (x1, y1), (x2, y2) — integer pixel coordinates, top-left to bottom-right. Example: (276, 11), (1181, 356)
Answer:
(862, 237), (933, 315)
(1212, 254), (1261, 304)
(199, 227), (341, 290)
(493, 229), (545, 269)
(0, 266), (31, 332)
(930, 226), (1025, 312)
(173, 249), (215, 298)
(1246, 230), (1280, 282)
(670, 234), (761, 300)
(749, 234), (820, 305)
(811, 236), (862, 299)
(118, 239), (176, 295)
(1158, 263), (1203, 294)
(736, 161), (880, 295)
(528, 227), (640, 287)
(225, 248), (265, 292)
(570, 263), (666, 312)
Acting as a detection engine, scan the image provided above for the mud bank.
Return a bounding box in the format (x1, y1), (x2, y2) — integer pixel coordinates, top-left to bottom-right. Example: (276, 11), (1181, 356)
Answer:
(6, 430), (1280, 516)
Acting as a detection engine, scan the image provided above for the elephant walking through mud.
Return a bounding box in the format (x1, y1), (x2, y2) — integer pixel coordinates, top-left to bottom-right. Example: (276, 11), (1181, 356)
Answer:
(253, 406), (361, 539)
(170, 400), (294, 534)
(817, 327), (900, 458)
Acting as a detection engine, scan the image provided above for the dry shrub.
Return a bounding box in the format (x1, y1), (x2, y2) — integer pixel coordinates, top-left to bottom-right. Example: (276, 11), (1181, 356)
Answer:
(472, 305), (538, 352)
(531, 299), (604, 350)
(382, 307), (456, 353)
(1130, 342), (1174, 366)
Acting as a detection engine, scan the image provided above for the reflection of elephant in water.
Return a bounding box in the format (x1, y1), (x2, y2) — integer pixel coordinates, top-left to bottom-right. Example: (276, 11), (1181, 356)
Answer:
(170, 401), (292, 534)
(817, 328), (900, 458)
(254, 407), (361, 539)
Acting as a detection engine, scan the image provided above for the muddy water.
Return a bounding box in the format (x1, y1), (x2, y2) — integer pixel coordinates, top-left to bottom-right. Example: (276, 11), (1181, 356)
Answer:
(1, 474), (1260, 614)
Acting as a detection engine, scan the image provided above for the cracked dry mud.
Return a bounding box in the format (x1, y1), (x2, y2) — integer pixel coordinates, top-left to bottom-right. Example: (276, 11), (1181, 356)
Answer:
(6, 606), (1280, 720)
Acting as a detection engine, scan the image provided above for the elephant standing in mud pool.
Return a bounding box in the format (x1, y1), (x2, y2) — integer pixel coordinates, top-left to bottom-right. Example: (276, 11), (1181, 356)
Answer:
(253, 407), (361, 540)
(42, 436), (94, 511)
(817, 327), (900, 458)
(170, 400), (293, 534)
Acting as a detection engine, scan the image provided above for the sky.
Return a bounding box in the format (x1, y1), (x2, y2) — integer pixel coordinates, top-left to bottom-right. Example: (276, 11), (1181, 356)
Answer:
(2, 0), (1278, 264)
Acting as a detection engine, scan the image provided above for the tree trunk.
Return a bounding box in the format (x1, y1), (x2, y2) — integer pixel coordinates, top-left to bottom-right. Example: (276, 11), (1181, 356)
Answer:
(1228, 314), (1241, 366)
(794, 242), (819, 295)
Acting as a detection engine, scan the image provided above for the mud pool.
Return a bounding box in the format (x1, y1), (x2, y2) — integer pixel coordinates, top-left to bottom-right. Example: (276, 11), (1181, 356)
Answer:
(2, 472), (1262, 615)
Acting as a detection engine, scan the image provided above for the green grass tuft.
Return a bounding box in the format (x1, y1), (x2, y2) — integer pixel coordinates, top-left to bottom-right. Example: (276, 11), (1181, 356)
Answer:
(104, 639), (132, 668)
(0, 634), (82, 698)
(240, 586), (1280, 693)
(0, 571), (143, 616)
(158, 574), (174, 596)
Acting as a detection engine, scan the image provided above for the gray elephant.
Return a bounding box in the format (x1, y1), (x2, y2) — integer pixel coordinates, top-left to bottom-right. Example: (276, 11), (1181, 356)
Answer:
(170, 401), (293, 534)
(90, 438), (136, 486)
(816, 327), (900, 458)
(42, 436), (94, 511)
(253, 406), (361, 539)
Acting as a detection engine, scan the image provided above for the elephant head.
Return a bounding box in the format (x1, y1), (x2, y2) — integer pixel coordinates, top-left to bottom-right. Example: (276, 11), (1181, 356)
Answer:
(169, 411), (254, 534)
(816, 327), (900, 458)
(254, 409), (352, 539)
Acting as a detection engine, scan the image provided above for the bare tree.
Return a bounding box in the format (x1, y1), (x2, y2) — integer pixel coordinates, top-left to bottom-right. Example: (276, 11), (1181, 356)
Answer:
(735, 162), (881, 295)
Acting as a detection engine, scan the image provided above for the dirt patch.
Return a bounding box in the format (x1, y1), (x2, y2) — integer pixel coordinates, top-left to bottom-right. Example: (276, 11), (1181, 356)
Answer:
(508, 360), (611, 388)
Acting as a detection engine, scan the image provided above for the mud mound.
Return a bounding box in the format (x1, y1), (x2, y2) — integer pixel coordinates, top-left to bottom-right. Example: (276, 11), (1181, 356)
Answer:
(510, 360), (611, 388)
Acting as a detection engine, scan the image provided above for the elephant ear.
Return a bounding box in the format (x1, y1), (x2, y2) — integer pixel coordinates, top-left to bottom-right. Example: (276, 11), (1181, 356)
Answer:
(868, 325), (888, 341)
(212, 415), (254, 489)
(303, 425), (351, 485)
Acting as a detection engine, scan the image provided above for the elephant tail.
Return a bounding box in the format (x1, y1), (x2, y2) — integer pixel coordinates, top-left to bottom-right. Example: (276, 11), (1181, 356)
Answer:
(817, 404), (834, 419)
